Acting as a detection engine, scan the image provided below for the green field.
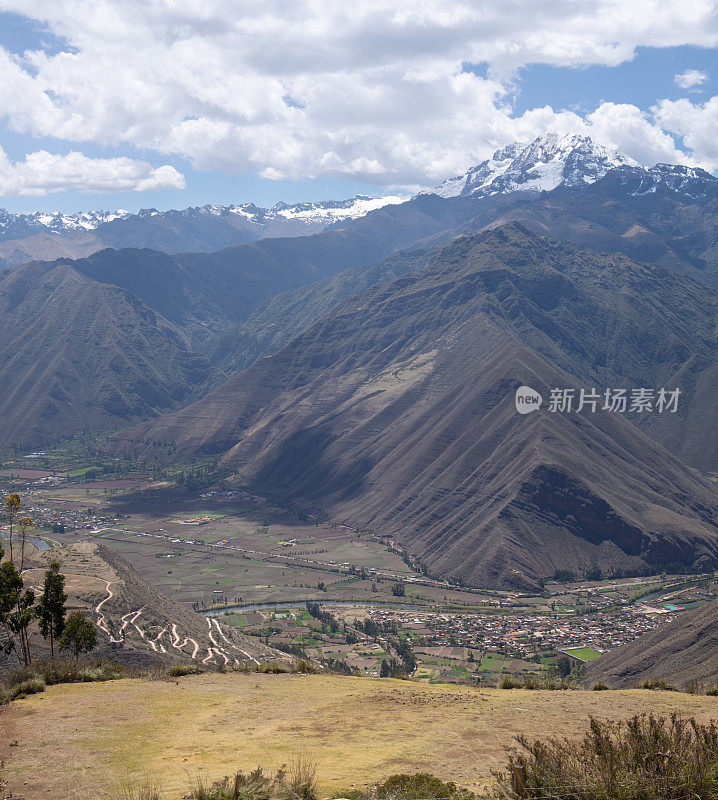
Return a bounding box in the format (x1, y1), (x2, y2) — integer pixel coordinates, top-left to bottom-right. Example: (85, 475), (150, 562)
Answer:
(562, 646), (602, 662)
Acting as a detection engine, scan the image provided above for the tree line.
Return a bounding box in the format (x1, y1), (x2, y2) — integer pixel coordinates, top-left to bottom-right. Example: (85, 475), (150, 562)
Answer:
(1, 494), (97, 667)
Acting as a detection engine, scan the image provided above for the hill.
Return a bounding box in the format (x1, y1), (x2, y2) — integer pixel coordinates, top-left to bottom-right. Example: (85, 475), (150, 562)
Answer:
(1, 672), (714, 800)
(16, 541), (285, 669)
(0, 260), (220, 449)
(110, 225), (718, 588)
(585, 599), (718, 690)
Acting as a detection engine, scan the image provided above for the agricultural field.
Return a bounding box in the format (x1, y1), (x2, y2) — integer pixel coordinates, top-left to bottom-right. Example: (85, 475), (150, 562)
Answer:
(1, 673), (716, 800)
(561, 647), (603, 663)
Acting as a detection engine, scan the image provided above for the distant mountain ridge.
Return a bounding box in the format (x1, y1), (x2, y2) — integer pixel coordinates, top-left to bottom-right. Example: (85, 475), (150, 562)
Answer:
(0, 195), (407, 241)
(1, 134), (715, 271)
(0, 194), (407, 268)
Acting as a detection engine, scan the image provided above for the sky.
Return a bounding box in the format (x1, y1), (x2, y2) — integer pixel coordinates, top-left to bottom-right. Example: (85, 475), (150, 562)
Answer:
(0, 1), (715, 213)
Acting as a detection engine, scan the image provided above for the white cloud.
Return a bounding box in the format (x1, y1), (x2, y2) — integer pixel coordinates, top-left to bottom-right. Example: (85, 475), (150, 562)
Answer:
(653, 96), (718, 170)
(0, 0), (715, 188)
(674, 69), (709, 89)
(0, 147), (185, 195)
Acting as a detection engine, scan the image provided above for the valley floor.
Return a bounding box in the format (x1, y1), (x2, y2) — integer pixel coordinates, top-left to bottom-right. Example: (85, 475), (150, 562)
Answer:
(1, 673), (716, 800)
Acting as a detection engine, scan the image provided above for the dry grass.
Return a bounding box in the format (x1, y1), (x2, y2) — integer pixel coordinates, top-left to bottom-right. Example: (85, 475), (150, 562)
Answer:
(0, 673), (716, 800)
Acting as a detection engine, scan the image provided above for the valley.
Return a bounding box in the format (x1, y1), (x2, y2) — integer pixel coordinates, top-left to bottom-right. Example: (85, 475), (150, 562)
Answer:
(0, 7), (717, 799)
(1, 458), (714, 688)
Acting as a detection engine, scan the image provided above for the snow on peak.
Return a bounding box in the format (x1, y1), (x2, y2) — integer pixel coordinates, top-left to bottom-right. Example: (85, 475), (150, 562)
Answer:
(430, 133), (639, 198)
(0, 194), (409, 242)
(613, 163), (718, 198)
(0, 208), (132, 236)
(269, 194), (408, 222)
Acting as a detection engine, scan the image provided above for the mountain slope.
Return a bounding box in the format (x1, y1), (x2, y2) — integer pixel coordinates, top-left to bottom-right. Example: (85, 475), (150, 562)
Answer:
(209, 244), (439, 373)
(0, 192), (529, 447)
(585, 600), (718, 689)
(17, 541), (286, 669)
(212, 157), (718, 378)
(110, 225), (718, 588)
(0, 260), (220, 448)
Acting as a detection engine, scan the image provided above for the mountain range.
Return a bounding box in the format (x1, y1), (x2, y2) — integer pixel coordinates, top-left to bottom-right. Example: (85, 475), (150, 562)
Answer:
(109, 224), (718, 588)
(1, 133), (716, 589)
(0, 194), (406, 269)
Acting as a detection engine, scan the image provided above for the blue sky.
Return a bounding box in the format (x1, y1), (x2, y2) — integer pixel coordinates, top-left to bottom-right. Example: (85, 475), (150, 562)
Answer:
(0, 3), (715, 213)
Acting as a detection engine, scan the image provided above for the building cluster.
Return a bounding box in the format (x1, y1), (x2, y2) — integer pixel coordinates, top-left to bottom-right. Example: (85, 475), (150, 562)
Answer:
(356, 606), (681, 658)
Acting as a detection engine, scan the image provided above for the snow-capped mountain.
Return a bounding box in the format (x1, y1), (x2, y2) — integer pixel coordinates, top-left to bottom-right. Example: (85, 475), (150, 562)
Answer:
(1, 135), (714, 271)
(0, 194), (409, 268)
(606, 163), (717, 198)
(0, 195), (406, 243)
(431, 133), (640, 198)
(0, 208), (132, 239)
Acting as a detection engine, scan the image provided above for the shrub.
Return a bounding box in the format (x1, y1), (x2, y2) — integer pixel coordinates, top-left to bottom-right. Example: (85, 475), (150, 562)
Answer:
(592, 681), (610, 691)
(706, 686), (718, 697)
(641, 677), (676, 691)
(189, 768), (275, 800)
(9, 678), (45, 699)
(522, 675), (538, 690)
(6, 659), (125, 687)
(255, 662), (290, 674)
(188, 763), (315, 800)
(375, 773), (473, 800)
(79, 664), (126, 682)
(493, 713), (718, 800)
(167, 663), (204, 677)
(499, 676), (523, 689)
(286, 752), (319, 800)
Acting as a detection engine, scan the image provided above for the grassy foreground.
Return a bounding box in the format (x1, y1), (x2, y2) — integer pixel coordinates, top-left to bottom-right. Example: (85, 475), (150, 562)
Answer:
(1, 673), (716, 799)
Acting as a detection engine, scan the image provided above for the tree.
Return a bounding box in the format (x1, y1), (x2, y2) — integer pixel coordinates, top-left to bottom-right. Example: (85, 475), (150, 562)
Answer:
(556, 655), (572, 678)
(38, 561), (67, 662)
(17, 517), (34, 572)
(59, 612), (97, 662)
(391, 581), (405, 597)
(0, 546), (23, 662)
(3, 494), (20, 563)
(12, 586), (35, 666)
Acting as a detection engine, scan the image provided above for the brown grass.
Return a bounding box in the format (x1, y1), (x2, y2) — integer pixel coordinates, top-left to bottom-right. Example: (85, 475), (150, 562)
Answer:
(0, 673), (715, 800)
